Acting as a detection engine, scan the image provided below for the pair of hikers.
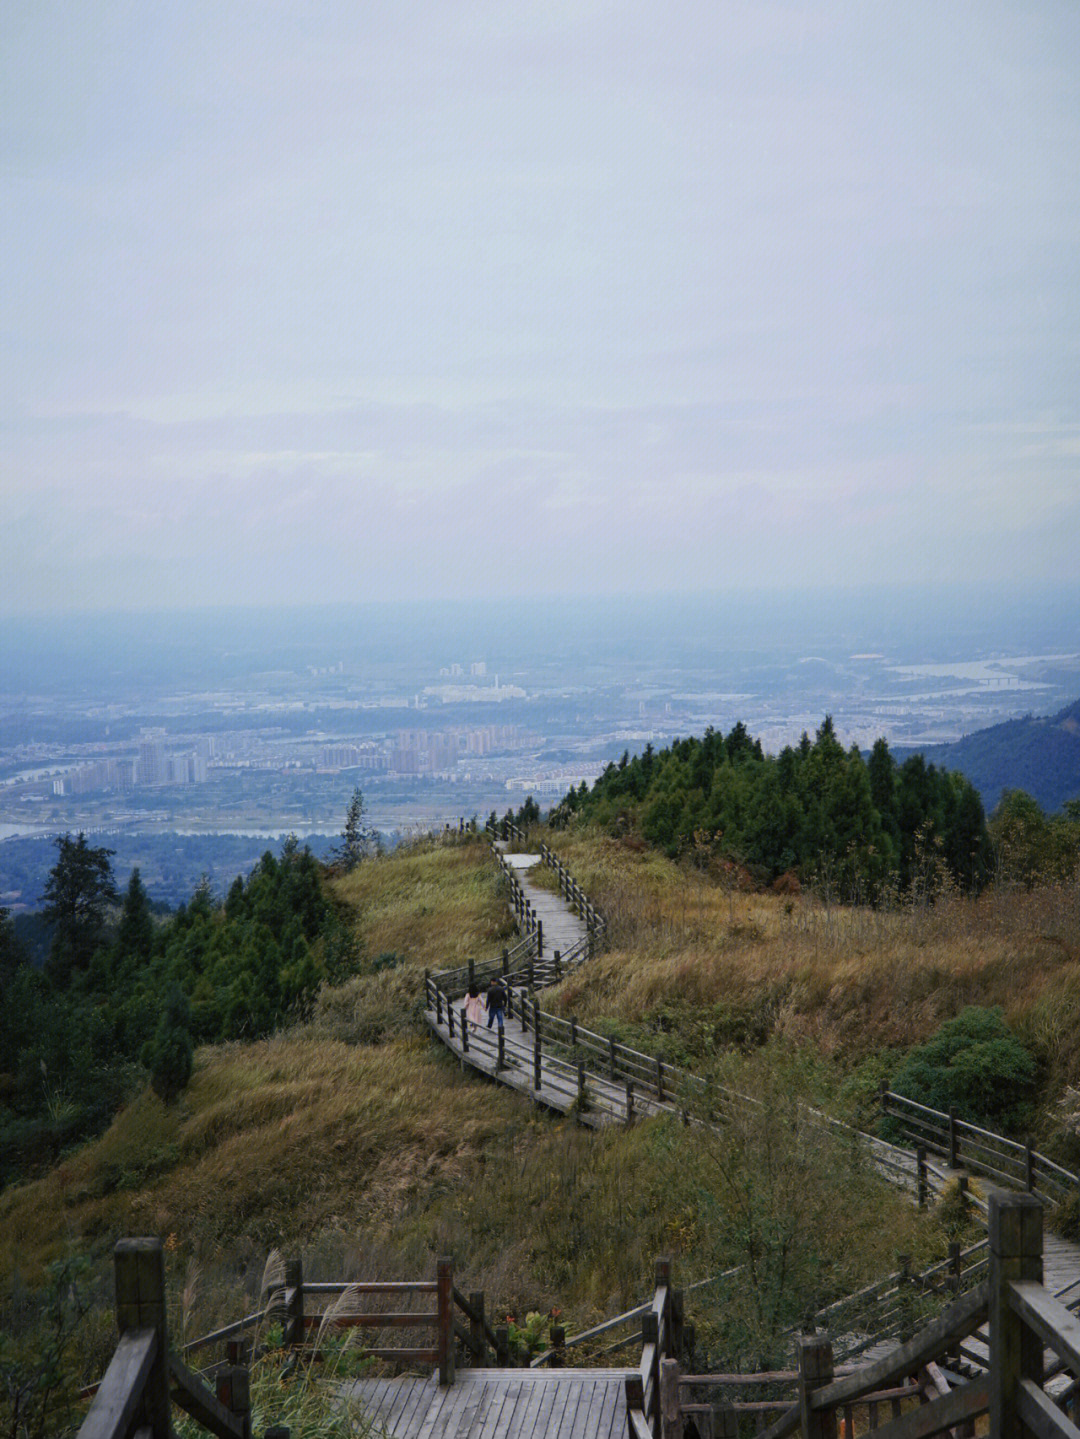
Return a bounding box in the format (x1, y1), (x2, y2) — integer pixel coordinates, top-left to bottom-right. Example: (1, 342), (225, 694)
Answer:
(464, 977), (506, 1030)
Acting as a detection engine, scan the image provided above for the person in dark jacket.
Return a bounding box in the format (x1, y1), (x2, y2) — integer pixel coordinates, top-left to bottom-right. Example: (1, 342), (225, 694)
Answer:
(486, 976), (507, 1030)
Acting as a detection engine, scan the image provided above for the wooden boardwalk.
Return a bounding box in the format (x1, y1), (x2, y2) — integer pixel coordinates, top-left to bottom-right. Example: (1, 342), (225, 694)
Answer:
(345, 1368), (629, 1437)
(499, 849), (590, 957)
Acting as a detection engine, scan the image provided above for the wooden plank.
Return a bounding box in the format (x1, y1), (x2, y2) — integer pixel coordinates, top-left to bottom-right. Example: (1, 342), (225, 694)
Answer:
(169, 1353), (246, 1439)
(78, 1330), (157, 1439)
(362, 1347), (438, 1362)
(581, 1376), (613, 1437)
(840, 1380), (988, 1439)
(1017, 1380), (1080, 1439)
(427, 1377), (474, 1438)
(528, 1379), (562, 1439)
(304, 1311), (439, 1328)
(412, 1374), (457, 1439)
(553, 1378), (593, 1439)
(394, 1376), (438, 1435)
(597, 1375), (623, 1439)
(810, 1286), (988, 1411)
(375, 1377), (422, 1425)
(468, 1378), (516, 1439)
(1009, 1281), (1080, 1378)
(303, 1281), (438, 1294)
(505, 1378), (546, 1437)
(508, 1376), (549, 1437)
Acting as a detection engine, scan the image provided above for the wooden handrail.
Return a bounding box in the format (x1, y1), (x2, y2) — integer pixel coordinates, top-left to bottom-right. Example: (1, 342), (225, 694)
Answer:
(881, 1088), (1075, 1201)
(78, 1330), (158, 1439)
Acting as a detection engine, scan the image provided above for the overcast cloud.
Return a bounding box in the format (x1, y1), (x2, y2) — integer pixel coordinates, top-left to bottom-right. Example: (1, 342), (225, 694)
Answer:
(2, 0), (1078, 614)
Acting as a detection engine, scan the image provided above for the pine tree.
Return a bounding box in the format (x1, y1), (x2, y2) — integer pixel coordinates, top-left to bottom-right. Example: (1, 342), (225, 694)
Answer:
(334, 787), (373, 870)
(41, 832), (118, 986)
(144, 985), (194, 1104)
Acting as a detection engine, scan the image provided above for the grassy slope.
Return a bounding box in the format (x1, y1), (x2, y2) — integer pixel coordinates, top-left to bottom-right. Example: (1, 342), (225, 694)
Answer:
(539, 829), (1080, 1115)
(3, 830), (1033, 1377)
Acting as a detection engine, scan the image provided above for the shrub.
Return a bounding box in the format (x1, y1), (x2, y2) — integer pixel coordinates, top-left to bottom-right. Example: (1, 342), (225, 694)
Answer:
(889, 1006), (1038, 1134)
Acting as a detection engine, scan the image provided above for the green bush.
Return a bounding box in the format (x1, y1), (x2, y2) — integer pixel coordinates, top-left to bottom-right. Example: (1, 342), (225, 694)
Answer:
(889, 1006), (1038, 1134)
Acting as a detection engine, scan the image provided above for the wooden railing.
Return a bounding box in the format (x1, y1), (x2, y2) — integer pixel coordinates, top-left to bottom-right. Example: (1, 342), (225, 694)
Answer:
(77, 1243), (502, 1439)
(655, 1194), (1080, 1439)
(880, 1086), (1077, 1205)
(622, 1258), (695, 1438)
(536, 840), (607, 941)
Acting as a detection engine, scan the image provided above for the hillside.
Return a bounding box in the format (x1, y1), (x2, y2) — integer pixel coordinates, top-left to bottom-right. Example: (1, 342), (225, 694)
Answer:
(899, 697), (1080, 814)
(4, 825), (1080, 1432)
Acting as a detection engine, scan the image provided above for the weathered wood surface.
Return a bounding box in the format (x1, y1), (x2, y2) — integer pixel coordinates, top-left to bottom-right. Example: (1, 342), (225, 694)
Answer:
(426, 992), (673, 1128)
(498, 847), (592, 956)
(344, 1367), (629, 1437)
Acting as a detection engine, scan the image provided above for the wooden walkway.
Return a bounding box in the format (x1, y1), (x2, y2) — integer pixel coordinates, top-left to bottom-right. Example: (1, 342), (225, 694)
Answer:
(499, 849), (590, 957)
(345, 1368), (629, 1437)
(427, 847), (671, 1126)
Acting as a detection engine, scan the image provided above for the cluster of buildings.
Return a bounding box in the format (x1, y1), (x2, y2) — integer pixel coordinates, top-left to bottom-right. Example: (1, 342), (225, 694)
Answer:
(318, 726), (528, 778)
(51, 733), (214, 796)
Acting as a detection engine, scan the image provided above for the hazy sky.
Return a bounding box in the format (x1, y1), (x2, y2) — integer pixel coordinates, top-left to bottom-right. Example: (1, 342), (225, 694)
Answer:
(3, 1), (1078, 615)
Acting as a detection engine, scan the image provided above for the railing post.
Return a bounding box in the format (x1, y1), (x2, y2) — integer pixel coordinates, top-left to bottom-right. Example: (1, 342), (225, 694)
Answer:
(989, 1191), (1042, 1439)
(497, 1028), (505, 1072)
(660, 1358), (682, 1439)
(949, 1240), (962, 1295)
(437, 1258), (455, 1386)
(496, 1324), (510, 1366)
(570, 1016), (577, 1049)
(916, 1145), (927, 1208)
(626, 1375), (645, 1425)
(216, 1366), (252, 1439)
(609, 1035), (617, 1079)
(1024, 1136), (1034, 1193)
(626, 1081), (635, 1125)
(550, 1325), (565, 1367)
(797, 1334), (837, 1439)
(468, 958), (475, 991)
(553, 949), (561, 979)
(424, 970), (432, 1009)
(948, 1106), (959, 1169)
(536, 920), (543, 957)
(577, 1063), (586, 1110)
(534, 1033), (542, 1090)
(502, 947), (509, 975)
(469, 1291), (486, 1367)
(879, 1079), (889, 1120)
(656, 1054), (665, 1101)
(113, 1237), (172, 1437)
(460, 1007), (469, 1053)
(448, 1003), (455, 1038)
(283, 1258), (304, 1348)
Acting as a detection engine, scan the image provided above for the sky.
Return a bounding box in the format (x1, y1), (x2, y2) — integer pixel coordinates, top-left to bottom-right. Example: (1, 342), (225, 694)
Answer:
(2, 1), (1079, 615)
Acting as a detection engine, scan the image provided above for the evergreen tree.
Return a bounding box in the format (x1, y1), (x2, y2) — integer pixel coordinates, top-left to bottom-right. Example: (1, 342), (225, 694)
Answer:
(144, 985), (194, 1104)
(115, 868), (154, 971)
(40, 833), (118, 987)
(333, 787), (373, 870)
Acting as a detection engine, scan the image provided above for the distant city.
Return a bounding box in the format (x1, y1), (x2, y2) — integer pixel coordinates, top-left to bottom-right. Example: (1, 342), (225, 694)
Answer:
(2, 588), (1078, 910)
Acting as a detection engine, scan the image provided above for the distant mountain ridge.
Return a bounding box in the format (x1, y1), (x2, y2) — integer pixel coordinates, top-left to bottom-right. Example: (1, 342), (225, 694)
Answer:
(897, 698), (1080, 814)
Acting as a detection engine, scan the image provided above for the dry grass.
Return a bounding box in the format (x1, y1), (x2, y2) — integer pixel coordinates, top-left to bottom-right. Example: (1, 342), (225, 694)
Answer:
(0, 828), (1009, 1382)
(544, 830), (1080, 1097)
(330, 834), (514, 970)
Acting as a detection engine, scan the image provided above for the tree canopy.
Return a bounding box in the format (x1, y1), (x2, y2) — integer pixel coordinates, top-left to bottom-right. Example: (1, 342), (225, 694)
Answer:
(551, 719), (993, 897)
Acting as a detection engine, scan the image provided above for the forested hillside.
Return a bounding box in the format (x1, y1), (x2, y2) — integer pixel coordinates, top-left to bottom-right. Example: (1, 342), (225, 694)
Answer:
(899, 697), (1080, 813)
(0, 835), (355, 1187)
(551, 717), (993, 898)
